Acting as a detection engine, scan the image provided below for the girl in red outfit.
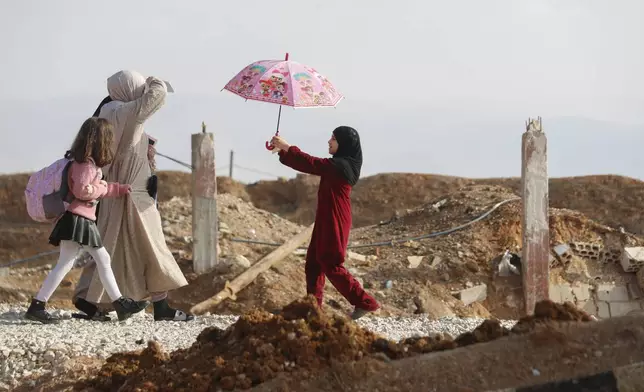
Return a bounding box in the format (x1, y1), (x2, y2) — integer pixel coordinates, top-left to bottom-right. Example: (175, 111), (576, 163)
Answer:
(25, 118), (148, 324)
(271, 126), (380, 320)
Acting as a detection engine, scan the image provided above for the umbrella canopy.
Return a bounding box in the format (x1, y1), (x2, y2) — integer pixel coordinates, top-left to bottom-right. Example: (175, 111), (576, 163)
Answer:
(223, 54), (343, 108)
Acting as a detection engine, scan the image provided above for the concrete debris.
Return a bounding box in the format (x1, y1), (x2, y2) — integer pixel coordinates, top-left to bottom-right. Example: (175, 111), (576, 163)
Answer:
(233, 255), (251, 270)
(413, 293), (455, 318)
(453, 284), (487, 306)
(347, 251), (371, 262)
(596, 284), (629, 303)
(497, 250), (519, 277)
(621, 247), (644, 273)
(553, 243), (571, 257)
(407, 256), (424, 269)
(628, 283), (643, 300)
(218, 222), (232, 235)
(431, 199), (447, 211)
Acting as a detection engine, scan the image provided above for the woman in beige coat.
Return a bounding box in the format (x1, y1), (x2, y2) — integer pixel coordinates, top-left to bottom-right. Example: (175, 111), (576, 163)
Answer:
(73, 70), (192, 322)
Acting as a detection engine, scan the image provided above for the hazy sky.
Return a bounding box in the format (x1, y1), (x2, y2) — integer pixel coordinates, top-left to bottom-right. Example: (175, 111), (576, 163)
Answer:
(1, 0), (644, 183)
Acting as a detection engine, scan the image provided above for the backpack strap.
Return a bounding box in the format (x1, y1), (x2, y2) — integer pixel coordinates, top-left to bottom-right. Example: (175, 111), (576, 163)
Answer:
(60, 160), (74, 203)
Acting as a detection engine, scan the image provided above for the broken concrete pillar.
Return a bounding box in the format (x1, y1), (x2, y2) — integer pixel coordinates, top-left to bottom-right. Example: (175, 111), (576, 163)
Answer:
(521, 117), (549, 316)
(192, 126), (219, 274)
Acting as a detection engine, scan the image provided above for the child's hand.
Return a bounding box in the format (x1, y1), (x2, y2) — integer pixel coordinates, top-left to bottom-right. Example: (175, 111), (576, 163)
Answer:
(270, 136), (290, 151)
(100, 180), (108, 188)
(118, 184), (132, 196)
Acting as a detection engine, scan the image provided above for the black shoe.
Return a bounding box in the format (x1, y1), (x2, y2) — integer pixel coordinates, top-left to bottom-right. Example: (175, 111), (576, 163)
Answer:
(72, 298), (112, 322)
(112, 297), (149, 321)
(71, 309), (111, 322)
(153, 298), (195, 322)
(25, 299), (59, 324)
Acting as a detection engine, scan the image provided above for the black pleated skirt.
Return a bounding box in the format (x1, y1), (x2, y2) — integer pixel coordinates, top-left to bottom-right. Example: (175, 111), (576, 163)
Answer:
(49, 211), (103, 248)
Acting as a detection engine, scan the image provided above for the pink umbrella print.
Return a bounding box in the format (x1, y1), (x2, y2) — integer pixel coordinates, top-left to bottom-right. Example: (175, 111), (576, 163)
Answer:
(223, 53), (344, 150)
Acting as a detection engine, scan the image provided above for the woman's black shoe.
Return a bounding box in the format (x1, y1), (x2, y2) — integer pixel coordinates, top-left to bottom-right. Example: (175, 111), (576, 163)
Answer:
(153, 298), (195, 322)
(72, 298), (112, 322)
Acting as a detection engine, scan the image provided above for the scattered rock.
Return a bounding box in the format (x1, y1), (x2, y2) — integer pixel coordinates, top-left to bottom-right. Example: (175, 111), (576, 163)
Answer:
(454, 284), (488, 306)
(42, 351), (56, 363)
(407, 256), (424, 269)
(465, 261), (480, 273)
(233, 255), (251, 269)
(219, 222), (232, 235)
(413, 293), (455, 318)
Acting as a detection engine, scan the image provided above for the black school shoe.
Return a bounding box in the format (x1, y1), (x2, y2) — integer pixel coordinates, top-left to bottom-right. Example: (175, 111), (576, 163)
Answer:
(72, 298), (112, 322)
(153, 298), (195, 322)
(112, 297), (150, 321)
(25, 298), (59, 324)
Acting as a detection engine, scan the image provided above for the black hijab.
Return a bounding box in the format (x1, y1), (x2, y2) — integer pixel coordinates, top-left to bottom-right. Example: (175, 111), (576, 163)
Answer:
(329, 126), (362, 186)
(93, 95), (113, 117)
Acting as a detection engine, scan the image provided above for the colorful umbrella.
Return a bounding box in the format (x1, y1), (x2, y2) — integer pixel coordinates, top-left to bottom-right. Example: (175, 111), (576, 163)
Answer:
(223, 53), (344, 150)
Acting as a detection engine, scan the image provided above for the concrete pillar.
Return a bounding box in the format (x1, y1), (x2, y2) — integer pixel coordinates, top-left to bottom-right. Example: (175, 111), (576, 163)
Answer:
(521, 117), (549, 315)
(192, 122), (218, 274)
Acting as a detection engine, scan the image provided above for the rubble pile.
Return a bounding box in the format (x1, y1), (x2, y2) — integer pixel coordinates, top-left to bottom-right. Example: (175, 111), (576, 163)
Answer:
(74, 297), (593, 392)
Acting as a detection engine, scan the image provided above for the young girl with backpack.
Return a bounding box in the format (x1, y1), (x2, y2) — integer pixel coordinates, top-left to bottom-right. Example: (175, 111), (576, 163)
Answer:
(25, 117), (149, 324)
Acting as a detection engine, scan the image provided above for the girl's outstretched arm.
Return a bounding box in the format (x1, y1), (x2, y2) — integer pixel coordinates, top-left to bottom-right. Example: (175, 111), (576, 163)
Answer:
(278, 146), (335, 176)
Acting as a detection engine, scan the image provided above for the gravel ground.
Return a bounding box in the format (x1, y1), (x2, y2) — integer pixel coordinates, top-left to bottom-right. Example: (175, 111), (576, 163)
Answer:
(0, 304), (517, 389)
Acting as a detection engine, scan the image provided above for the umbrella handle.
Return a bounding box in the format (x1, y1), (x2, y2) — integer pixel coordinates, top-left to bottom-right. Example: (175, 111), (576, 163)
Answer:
(266, 104), (283, 151)
(265, 130), (279, 150)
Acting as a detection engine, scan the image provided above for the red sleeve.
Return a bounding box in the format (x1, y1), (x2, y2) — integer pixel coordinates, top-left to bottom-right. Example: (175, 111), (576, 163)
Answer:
(278, 146), (336, 177)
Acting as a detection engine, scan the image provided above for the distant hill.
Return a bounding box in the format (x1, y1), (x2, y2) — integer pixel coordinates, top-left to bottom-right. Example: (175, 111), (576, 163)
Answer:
(3, 171), (644, 234)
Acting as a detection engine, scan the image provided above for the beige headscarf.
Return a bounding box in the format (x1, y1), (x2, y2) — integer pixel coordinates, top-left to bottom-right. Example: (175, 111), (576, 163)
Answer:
(107, 70), (146, 102)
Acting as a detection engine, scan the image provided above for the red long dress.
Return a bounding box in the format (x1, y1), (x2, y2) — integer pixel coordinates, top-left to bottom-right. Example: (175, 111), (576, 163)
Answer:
(279, 146), (380, 311)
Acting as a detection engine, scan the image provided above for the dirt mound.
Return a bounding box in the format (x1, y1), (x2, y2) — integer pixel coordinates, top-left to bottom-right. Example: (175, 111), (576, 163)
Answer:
(239, 173), (644, 234)
(0, 173), (32, 224)
(5, 171), (644, 233)
(246, 173), (473, 228)
(70, 297), (593, 392)
(155, 171), (251, 203)
(488, 175), (644, 235)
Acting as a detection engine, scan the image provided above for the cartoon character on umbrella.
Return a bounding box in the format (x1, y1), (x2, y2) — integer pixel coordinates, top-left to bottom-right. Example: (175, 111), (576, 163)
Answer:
(222, 53), (343, 150)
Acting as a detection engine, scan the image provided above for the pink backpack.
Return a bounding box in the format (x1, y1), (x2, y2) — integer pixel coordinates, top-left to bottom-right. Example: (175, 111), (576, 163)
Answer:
(25, 158), (73, 223)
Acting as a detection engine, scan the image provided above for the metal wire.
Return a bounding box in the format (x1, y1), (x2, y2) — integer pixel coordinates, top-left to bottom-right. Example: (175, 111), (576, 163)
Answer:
(156, 152), (193, 170)
(156, 152), (274, 177)
(1, 250), (59, 268)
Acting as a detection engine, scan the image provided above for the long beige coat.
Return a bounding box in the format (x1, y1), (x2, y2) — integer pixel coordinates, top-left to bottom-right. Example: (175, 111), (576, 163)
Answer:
(83, 70), (188, 303)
